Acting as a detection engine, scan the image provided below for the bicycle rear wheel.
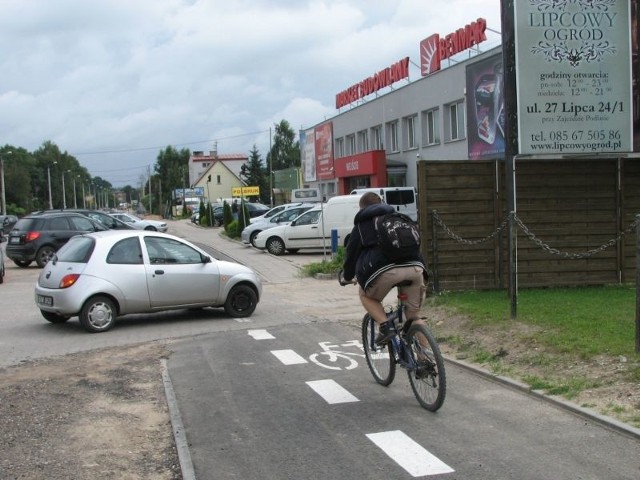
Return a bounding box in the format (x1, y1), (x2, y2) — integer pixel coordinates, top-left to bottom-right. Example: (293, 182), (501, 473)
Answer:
(361, 314), (396, 386)
(406, 323), (446, 411)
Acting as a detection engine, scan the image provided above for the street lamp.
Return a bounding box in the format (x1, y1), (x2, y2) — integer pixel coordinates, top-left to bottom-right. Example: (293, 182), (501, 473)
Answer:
(72, 175), (78, 208)
(81, 181), (86, 208)
(0, 150), (11, 215)
(61, 170), (68, 209)
(47, 161), (57, 209)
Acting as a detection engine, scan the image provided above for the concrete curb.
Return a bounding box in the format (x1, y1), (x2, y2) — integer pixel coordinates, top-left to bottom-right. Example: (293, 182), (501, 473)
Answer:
(446, 356), (640, 440)
(161, 359), (197, 480)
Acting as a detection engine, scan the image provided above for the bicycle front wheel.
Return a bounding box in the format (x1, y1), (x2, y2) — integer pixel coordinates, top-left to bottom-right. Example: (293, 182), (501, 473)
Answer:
(361, 314), (396, 386)
(406, 323), (446, 411)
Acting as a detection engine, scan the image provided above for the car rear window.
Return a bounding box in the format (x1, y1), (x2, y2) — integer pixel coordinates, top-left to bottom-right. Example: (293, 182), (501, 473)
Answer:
(56, 236), (95, 263)
(385, 190), (415, 205)
(13, 218), (43, 231)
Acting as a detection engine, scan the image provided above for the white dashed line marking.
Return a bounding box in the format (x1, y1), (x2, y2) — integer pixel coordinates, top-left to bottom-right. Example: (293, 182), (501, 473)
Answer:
(366, 430), (454, 477)
(248, 329), (275, 340)
(270, 349), (308, 365)
(306, 379), (359, 404)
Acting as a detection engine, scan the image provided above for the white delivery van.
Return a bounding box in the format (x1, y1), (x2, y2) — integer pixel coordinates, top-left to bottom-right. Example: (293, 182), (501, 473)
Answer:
(350, 186), (418, 221)
(252, 194), (362, 255)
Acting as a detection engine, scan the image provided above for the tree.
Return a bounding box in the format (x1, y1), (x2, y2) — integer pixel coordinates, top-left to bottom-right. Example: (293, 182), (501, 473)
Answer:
(266, 119), (300, 173)
(240, 145), (269, 204)
(154, 146), (191, 209)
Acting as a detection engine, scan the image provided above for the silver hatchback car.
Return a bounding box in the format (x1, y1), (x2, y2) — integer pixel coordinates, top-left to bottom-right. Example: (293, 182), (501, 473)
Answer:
(34, 230), (262, 332)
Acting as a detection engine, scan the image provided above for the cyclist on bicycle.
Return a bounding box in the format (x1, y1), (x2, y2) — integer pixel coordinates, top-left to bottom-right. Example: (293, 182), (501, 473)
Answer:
(342, 192), (427, 345)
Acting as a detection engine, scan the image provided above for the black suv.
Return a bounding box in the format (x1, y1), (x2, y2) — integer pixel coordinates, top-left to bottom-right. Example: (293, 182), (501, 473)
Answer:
(6, 212), (106, 268)
(40, 209), (134, 230)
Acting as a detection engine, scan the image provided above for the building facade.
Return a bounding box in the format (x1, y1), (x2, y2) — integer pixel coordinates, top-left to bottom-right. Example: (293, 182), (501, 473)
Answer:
(301, 16), (502, 198)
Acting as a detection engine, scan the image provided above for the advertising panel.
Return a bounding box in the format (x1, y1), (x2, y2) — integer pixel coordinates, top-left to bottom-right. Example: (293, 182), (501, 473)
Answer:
(515, 0), (632, 155)
(300, 128), (317, 182)
(466, 52), (506, 160)
(314, 122), (334, 181)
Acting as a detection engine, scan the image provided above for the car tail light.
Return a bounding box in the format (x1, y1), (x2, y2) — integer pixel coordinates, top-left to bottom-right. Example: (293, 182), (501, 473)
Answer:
(25, 231), (41, 242)
(60, 274), (80, 289)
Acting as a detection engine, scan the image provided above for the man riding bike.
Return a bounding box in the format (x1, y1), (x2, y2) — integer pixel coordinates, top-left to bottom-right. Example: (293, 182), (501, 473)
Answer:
(341, 192), (427, 345)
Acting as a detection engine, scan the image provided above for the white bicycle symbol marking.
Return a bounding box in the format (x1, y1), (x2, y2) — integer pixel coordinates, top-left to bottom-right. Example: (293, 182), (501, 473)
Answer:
(309, 340), (365, 370)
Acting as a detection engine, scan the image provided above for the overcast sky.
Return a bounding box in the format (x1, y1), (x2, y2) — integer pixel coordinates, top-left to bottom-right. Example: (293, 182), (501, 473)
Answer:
(0, 0), (502, 187)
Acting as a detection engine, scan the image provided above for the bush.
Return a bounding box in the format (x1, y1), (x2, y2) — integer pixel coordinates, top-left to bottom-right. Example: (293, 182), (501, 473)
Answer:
(300, 247), (345, 276)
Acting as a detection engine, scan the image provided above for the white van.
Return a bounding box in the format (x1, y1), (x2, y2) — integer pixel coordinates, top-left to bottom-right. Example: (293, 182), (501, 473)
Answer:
(350, 187), (418, 221)
(252, 194), (362, 255)
(291, 188), (322, 203)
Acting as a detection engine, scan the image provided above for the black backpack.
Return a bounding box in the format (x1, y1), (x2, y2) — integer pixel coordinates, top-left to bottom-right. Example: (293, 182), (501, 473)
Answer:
(374, 212), (421, 262)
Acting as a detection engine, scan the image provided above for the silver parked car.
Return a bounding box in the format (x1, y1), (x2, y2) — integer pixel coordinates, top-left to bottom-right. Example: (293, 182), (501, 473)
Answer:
(109, 212), (168, 232)
(34, 230), (263, 332)
(241, 205), (315, 247)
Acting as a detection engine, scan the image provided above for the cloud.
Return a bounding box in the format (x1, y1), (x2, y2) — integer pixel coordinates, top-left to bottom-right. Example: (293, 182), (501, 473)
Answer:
(0, 0), (502, 186)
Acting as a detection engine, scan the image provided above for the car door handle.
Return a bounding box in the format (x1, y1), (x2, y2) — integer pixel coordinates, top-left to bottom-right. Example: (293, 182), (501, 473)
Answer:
(155, 270), (165, 275)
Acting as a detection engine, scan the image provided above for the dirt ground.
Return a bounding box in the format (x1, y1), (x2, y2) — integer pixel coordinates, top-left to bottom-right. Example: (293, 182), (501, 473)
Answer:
(0, 343), (181, 480)
(0, 306), (638, 480)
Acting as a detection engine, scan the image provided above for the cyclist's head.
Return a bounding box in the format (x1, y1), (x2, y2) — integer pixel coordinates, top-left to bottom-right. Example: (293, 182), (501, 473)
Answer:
(359, 192), (382, 209)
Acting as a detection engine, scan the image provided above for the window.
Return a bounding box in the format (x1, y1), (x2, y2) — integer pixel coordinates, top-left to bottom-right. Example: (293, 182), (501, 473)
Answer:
(357, 130), (369, 152)
(107, 238), (143, 264)
(346, 134), (356, 155)
(371, 125), (383, 149)
(293, 209), (321, 226)
(387, 121), (399, 152)
(144, 237), (203, 264)
(68, 216), (98, 231)
(445, 100), (465, 141)
(216, 175), (221, 184)
(335, 137), (344, 158)
(422, 108), (440, 146)
(48, 217), (70, 231)
(404, 115), (417, 149)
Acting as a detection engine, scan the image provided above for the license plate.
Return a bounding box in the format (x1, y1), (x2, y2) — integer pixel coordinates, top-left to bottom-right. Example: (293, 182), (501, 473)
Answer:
(9, 236), (20, 244)
(37, 295), (53, 306)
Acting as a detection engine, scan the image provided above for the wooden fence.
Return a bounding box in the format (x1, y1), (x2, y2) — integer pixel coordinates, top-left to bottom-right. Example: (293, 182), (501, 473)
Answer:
(417, 158), (640, 291)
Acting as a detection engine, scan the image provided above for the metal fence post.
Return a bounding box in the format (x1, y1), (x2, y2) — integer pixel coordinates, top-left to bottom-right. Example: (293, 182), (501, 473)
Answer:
(636, 214), (640, 353)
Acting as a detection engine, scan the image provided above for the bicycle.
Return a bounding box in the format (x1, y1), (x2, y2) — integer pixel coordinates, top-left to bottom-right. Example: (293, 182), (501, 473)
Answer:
(339, 274), (446, 411)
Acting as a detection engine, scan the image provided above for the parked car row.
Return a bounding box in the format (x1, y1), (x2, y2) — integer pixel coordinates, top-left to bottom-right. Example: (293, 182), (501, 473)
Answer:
(240, 196), (362, 255)
(4, 209), (168, 269)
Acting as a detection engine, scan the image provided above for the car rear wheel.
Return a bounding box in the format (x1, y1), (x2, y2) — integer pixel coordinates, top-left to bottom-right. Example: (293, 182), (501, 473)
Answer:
(266, 237), (285, 256)
(224, 284), (258, 317)
(40, 310), (70, 324)
(13, 259), (31, 268)
(80, 295), (117, 333)
(36, 246), (56, 268)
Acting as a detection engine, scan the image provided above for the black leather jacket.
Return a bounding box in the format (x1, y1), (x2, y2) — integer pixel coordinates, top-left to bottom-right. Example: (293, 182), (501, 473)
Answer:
(342, 203), (426, 291)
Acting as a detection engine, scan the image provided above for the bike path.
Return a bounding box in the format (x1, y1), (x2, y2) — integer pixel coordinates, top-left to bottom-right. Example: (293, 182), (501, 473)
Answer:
(166, 321), (640, 480)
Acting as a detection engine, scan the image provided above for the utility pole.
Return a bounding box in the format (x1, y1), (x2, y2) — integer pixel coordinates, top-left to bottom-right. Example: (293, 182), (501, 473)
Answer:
(0, 151), (9, 215)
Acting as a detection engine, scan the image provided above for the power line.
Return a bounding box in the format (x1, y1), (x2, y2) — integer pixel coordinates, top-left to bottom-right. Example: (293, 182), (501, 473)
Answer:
(71, 129), (270, 156)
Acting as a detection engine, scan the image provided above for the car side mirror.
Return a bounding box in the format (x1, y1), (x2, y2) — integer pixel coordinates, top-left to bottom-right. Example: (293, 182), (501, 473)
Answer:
(201, 254), (212, 263)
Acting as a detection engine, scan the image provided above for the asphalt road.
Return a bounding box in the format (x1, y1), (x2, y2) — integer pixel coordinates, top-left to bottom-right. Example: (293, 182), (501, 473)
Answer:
(2, 220), (639, 479)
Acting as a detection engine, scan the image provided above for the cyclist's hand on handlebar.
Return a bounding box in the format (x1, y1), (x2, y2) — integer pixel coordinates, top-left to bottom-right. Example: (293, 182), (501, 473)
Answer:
(338, 269), (356, 286)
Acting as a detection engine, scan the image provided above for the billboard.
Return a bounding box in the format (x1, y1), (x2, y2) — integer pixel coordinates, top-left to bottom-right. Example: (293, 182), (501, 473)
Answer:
(300, 128), (317, 182)
(514, 0), (633, 155)
(314, 122), (335, 181)
(466, 52), (506, 160)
